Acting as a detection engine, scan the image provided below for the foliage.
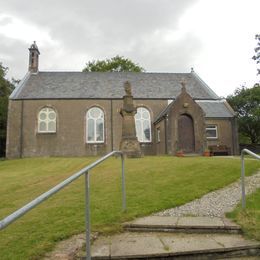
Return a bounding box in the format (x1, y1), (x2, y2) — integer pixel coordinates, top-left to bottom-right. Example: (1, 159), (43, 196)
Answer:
(227, 84), (260, 144)
(226, 188), (260, 241)
(0, 156), (259, 259)
(0, 63), (15, 156)
(252, 34), (260, 75)
(83, 55), (145, 72)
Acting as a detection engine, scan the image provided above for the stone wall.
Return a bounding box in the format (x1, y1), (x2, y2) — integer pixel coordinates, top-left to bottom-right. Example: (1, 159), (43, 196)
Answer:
(154, 119), (166, 155)
(6, 99), (166, 158)
(6, 98), (238, 158)
(205, 118), (237, 155)
(167, 88), (206, 155)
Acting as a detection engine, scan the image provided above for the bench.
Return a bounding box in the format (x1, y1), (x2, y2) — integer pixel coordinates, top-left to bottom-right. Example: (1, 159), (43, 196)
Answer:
(209, 145), (231, 156)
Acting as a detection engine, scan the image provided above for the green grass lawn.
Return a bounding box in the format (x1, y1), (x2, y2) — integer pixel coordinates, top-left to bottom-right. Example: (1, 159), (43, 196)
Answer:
(227, 188), (260, 241)
(0, 156), (259, 260)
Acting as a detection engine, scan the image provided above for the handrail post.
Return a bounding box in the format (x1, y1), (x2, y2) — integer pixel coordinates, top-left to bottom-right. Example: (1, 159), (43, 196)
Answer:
(85, 171), (91, 260)
(240, 149), (260, 209)
(0, 150), (127, 260)
(241, 151), (246, 209)
(121, 154), (126, 211)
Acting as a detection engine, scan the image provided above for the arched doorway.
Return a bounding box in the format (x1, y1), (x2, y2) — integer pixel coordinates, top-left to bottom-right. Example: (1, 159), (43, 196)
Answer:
(178, 114), (195, 153)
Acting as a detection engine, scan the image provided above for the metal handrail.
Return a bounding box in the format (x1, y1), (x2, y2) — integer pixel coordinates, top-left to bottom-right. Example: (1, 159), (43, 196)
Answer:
(241, 149), (260, 209)
(0, 151), (126, 260)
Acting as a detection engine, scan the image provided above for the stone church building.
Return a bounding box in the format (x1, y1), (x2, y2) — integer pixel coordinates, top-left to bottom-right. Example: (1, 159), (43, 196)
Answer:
(6, 42), (239, 158)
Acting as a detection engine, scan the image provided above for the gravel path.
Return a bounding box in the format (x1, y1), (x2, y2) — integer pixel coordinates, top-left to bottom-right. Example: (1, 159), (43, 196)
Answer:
(155, 171), (260, 217)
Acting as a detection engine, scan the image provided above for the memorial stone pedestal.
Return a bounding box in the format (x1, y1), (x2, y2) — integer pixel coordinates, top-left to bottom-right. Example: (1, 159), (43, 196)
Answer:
(120, 81), (142, 158)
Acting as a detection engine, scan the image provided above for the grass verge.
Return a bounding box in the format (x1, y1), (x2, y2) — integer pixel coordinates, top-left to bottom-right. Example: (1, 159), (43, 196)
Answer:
(226, 188), (260, 241)
(0, 156), (259, 259)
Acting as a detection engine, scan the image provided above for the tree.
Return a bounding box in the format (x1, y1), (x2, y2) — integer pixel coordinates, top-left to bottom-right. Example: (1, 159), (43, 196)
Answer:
(252, 34), (260, 75)
(227, 84), (260, 144)
(0, 63), (15, 157)
(83, 55), (145, 72)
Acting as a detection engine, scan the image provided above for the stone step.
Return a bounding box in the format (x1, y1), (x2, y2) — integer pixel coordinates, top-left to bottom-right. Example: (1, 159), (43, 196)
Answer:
(123, 216), (241, 234)
(89, 232), (260, 259)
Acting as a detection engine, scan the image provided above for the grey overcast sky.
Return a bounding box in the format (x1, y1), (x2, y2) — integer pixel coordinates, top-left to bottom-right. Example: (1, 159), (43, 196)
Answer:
(0, 0), (259, 97)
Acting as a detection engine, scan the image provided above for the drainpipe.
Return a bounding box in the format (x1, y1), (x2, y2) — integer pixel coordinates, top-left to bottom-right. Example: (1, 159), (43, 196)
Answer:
(165, 114), (168, 154)
(231, 117), (239, 155)
(110, 100), (114, 151)
(20, 100), (24, 158)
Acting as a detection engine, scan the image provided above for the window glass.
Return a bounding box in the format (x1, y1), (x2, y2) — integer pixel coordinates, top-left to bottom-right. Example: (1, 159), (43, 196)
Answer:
(142, 110), (149, 119)
(38, 107), (57, 133)
(87, 107), (104, 143)
(135, 112), (141, 120)
(135, 120), (142, 141)
(87, 119), (95, 141)
(90, 107), (101, 118)
(96, 119), (104, 141)
(143, 120), (150, 141)
(39, 121), (46, 132)
(157, 128), (161, 142)
(39, 113), (46, 120)
(48, 121), (56, 132)
(135, 107), (151, 142)
(206, 125), (218, 139)
(48, 112), (56, 120)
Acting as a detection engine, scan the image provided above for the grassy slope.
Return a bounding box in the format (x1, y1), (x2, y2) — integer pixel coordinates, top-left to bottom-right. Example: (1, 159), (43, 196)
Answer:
(227, 188), (260, 241)
(0, 156), (259, 259)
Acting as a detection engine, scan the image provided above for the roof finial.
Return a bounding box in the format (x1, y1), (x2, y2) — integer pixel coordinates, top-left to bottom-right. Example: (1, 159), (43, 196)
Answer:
(124, 81), (132, 96)
(180, 79), (187, 92)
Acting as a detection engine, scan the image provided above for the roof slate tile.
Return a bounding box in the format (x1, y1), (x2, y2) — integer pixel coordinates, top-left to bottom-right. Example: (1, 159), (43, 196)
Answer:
(11, 71), (220, 100)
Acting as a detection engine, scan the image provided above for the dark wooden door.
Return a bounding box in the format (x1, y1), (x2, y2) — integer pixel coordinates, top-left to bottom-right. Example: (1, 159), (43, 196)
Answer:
(178, 114), (195, 153)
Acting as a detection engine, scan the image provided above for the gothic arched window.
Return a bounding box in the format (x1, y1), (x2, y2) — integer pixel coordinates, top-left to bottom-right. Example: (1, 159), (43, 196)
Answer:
(135, 107), (151, 142)
(86, 107), (104, 143)
(38, 107), (57, 133)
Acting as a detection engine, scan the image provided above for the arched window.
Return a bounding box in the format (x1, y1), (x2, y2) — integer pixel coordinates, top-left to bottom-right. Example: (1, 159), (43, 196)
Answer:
(86, 107), (104, 143)
(38, 107), (57, 133)
(135, 107), (151, 142)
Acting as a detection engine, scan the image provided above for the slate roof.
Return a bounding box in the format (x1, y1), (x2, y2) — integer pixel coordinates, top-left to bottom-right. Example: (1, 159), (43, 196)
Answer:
(154, 100), (235, 123)
(196, 101), (235, 118)
(11, 71), (220, 100)
(10, 71), (235, 118)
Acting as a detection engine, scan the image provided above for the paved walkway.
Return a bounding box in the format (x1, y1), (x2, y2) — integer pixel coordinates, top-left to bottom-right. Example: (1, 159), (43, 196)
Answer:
(90, 230), (259, 259)
(155, 171), (260, 217)
(44, 171), (260, 259)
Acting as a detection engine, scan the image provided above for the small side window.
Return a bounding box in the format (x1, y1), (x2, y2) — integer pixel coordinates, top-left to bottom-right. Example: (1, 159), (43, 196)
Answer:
(206, 125), (218, 139)
(38, 107), (57, 133)
(157, 128), (161, 142)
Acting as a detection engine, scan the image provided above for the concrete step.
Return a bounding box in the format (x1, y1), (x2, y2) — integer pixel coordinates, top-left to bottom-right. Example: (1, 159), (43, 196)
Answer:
(89, 232), (260, 259)
(123, 216), (242, 234)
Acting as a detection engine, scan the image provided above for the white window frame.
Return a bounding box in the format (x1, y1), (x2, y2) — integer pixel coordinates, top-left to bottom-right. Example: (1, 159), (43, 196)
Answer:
(38, 107), (57, 133)
(135, 107), (152, 143)
(206, 125), (218, 139)
(86, 107), (105, 143)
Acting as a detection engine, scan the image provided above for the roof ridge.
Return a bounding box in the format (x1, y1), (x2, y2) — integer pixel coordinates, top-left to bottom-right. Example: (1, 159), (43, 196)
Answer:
(37, 71), (192, 75)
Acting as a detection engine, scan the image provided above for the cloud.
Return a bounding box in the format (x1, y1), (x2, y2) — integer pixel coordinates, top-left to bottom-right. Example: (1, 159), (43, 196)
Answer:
(1, 0), (200, 78)
(0, 36), (28, 79)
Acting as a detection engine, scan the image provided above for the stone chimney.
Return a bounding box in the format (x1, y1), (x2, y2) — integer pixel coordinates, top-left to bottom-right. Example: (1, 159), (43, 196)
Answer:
(28, 41), (40, 73)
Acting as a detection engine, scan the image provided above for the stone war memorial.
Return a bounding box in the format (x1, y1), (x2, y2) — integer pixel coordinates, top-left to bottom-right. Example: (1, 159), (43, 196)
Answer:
(120, 81), (142, 158)
(6, 42), (239, 158)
